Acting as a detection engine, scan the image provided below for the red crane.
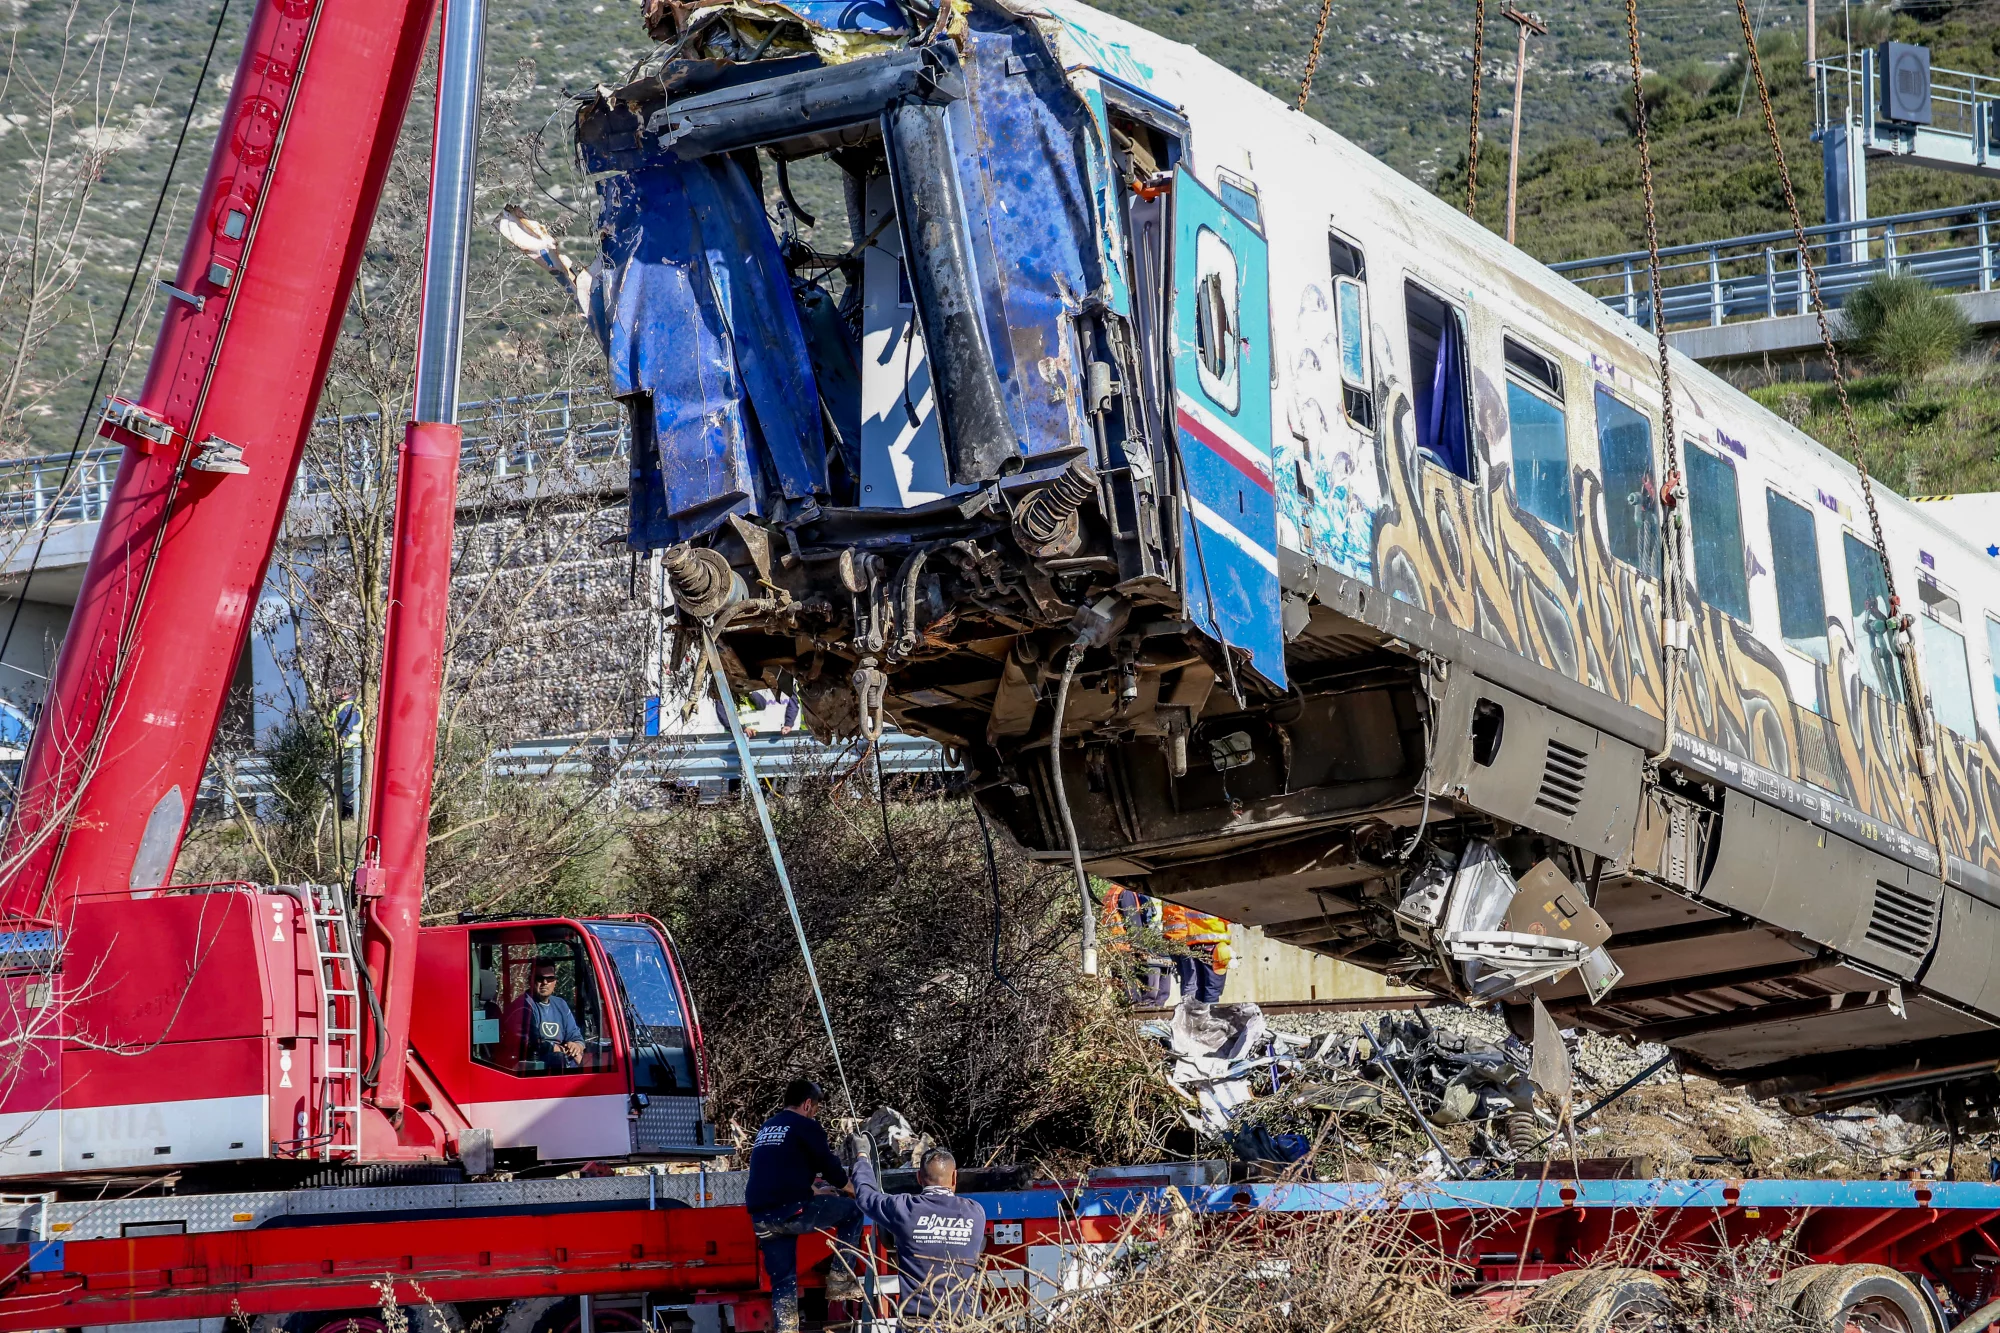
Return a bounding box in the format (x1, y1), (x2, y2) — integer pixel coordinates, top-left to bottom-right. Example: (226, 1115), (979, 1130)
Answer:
(0, 0), (710, 1182)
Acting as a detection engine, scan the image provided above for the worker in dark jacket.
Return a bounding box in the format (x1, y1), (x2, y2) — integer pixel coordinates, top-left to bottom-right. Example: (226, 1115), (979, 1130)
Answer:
(849, 1145), (987, 1323)
(744, 1079), (864, 1333)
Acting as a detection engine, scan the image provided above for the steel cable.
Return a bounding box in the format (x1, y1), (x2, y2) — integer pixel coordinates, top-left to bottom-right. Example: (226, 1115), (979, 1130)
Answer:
(1731, 0), (1950, 880)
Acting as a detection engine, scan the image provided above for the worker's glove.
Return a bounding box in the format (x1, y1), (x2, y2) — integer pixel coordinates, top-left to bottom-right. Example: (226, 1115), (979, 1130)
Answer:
(841, 1130), (874, 1168)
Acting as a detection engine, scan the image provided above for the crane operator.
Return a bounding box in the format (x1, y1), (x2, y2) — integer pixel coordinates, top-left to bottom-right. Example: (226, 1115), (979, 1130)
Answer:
(505, 961), (587, 1070)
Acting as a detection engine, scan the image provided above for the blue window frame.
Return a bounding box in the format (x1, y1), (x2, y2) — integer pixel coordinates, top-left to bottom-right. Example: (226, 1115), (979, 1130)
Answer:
(1687, 445), (1749, 622)
(1594, 387), (1659, 573)
(1503, 337), (1569, 531)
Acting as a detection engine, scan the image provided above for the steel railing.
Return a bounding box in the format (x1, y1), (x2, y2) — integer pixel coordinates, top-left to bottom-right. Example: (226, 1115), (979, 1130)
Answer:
(1551, 199), (2000, 332)
(0, 387), (627, 535)
(1809, 50), (2000, 144)
(200, 730), (956, 811)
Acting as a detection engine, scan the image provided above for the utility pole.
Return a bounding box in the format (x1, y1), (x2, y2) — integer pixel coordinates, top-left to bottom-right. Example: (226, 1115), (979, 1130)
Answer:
(1502, 7), (1547, 245)
(1806, 0), (1816, 65)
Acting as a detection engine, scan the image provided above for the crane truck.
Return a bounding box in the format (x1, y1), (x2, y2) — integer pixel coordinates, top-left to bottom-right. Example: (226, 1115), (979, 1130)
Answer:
(5, 0), (2000, 1328)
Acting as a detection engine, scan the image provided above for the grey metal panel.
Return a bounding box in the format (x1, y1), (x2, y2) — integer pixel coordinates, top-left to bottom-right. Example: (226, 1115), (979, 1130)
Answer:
(631, 1096), (707, 1154)
(1700, 788), (1939, 981)
(43, 1169), (754, 1240)
(1677, 992), (1990, 1070)
(1922, 887), (2000, 1014)
(1426, 672), (1644, 860)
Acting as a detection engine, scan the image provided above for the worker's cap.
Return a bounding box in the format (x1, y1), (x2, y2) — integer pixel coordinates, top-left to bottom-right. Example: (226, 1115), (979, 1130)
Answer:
(782, 1077), (825, 1108)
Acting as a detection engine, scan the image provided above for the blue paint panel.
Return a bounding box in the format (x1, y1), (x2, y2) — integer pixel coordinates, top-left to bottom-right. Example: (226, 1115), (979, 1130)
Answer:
(948, 15), (1102, 468)
(1172, 168), (1284, 687)
(27, 1240), (61, 1273)
(783, 0), (907, 32)
(598, 158), (826, 548)
(1077, 83), (1132, 319)
(968, 1176), (1999, 1220)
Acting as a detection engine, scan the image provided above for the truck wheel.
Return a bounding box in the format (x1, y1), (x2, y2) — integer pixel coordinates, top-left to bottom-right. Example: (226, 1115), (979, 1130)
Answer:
(498, 1298), (646, 1333)
(1777, 1264), (1845, 1313)
(1560, 1267), (1674, 1332)
(1519, 1268), (1598, 1328)
(273, 1308), (460, 1333)
(1793, 1265), (1936, 1333)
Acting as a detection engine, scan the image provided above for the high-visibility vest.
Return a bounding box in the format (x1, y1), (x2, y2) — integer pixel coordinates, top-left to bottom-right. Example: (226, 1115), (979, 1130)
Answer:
(1161, 902), (1229, 947)
(1101, 888), (1162, 944)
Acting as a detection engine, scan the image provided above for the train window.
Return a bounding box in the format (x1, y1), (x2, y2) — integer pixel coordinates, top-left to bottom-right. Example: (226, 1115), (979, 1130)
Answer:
(1687, 445), (1750, 622)
(1919, 580), (1978, 738)
(1765, 491), (1828, 662)
(1593, 387), (1660, 574)
(1193, 226), (1240, 413)
(1216, 169), (1262, 230)
(1406, 282), (1472, 479)
(470, 925), (614, 1077)
(1502, 338), (1569, 532)
(1330, 232), (1373, 429)
(1842, 533), (1904, 702)
(1987, 617), (2000, 728)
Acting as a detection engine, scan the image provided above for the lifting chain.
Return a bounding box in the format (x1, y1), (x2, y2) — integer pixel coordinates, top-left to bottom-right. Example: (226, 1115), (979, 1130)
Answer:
(1297, 0), (1336, 111)
(1733, 0), (1949, 880)
(1621, 0), (1689, 757)
(1465, 0), (1487, 215)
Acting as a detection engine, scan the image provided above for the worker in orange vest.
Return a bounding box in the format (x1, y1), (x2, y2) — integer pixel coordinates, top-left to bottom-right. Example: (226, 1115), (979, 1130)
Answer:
(1161, 902), (1232, 1010)
(1101, 886), (1170, 1007)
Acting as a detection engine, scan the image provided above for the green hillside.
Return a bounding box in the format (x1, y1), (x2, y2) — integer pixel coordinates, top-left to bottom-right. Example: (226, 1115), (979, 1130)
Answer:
(3, 0), (1998, 466)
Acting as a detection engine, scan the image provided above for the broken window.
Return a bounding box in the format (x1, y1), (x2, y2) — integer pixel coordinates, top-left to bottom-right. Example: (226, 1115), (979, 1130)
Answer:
(1766, 490), (1829, 662)
(1329, 233), (1373, 429)
(1919, 579), (1977, 738)
(1842, 532), (1903, 702)
(1194, 226), (1240, 412)
(1593, 387), (1659, 574)
(1687, 444), (1749, 622)
(1502, 336), (1569, 532)
(1406, 282), (1471, 479)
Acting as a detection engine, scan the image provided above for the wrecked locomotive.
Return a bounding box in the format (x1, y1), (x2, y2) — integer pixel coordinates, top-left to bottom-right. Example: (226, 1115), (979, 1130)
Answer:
(566, 0), (2000, 1117)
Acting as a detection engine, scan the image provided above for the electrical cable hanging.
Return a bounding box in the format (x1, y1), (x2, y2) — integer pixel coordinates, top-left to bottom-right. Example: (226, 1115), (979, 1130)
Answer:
(0, 0), (236, 680)
(1465, 0), (1488, 216)
(1296, 0), (1336, 111)
(1048, 644), (1098, 977)
(701, 631), (856, 1114)
(1622, 0), (1692, 763)
(1730, 0), (1950, 881)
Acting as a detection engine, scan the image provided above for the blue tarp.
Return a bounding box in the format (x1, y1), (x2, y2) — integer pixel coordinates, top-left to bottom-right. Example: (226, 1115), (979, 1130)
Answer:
(598, 155), (826, 547)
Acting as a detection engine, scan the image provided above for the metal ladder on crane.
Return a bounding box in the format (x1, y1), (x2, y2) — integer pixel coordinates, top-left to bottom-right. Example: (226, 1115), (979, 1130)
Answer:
(308, 882), (364, 1161)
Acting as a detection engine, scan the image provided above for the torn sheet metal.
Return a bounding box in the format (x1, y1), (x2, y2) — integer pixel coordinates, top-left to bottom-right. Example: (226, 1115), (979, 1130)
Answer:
(642, 0), (908, 61)
(1412, 842), (1623, 1004)
(598, 156), (825, 546)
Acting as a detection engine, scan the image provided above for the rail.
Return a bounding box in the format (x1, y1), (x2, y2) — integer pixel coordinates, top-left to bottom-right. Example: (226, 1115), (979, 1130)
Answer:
(200, 729), (955, 810)
(1551, 199), (2000, 331)
(0, 387), (627, 534)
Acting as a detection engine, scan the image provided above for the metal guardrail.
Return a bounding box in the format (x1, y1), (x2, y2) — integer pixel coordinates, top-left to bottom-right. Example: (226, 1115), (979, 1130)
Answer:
(1551, 200), (2000, 332)
(201, 730), (956, 810)
(0, 387), (626, 534)
(1810, 50), (2000, 146)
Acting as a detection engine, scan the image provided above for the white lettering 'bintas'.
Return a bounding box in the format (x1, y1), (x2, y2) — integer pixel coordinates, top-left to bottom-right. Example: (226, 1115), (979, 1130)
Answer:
(910, 1214), (977, 1247)
(753, 1124), (790, 1149)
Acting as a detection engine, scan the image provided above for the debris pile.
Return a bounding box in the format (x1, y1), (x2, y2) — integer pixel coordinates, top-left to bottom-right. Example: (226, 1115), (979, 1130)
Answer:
(1141, 1002), (2000, 1182)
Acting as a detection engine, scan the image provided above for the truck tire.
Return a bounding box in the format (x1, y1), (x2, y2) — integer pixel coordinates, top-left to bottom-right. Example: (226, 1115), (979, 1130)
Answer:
(498, 1298), (647, 1333)
(260, 1306), (461, 1333)
(1777, 1264), (1845, 1313)
(1559, 1267), (1673, 1332)
(1519, 1268), (1599, 1328)
(1793, 1265), (1936, 1333)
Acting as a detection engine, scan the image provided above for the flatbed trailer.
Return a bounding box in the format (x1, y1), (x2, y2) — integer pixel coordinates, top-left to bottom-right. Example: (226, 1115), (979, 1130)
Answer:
(8, 1169), (2000, 1332)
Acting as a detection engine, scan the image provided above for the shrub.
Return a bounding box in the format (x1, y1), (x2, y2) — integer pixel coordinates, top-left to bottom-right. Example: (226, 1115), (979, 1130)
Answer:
(1841, 272), (1972, 381)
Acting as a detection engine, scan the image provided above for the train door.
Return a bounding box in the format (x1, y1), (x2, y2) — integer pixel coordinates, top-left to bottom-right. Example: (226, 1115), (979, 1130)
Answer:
(1168, 167), (1285, 687)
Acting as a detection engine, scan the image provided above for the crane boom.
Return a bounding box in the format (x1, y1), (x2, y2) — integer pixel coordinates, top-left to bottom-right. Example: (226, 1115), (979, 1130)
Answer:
(0, 0), (440, 920)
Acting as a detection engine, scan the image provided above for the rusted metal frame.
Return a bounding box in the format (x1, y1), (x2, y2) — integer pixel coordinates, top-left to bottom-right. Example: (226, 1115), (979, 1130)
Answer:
(1544, 958), (1829, 1016)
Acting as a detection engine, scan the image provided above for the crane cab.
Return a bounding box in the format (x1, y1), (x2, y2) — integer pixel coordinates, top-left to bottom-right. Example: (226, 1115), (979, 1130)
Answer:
(411, 913), (718, 1166)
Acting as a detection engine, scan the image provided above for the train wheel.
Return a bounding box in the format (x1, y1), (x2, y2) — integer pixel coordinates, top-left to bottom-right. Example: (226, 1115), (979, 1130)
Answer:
(1560, 1267), (1674, 1332)
(1793, 1265), (1936, 1333)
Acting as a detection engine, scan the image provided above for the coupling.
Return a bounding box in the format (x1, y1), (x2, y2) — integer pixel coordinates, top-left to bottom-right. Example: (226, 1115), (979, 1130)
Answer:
(1011, 456), (1097, 559)
(663, 544), (745, 620)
